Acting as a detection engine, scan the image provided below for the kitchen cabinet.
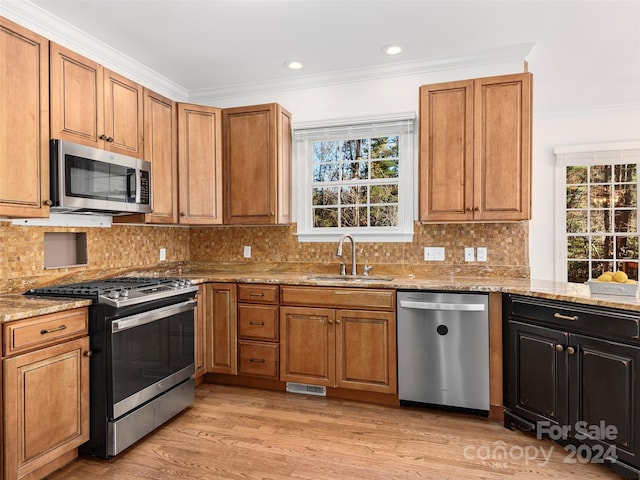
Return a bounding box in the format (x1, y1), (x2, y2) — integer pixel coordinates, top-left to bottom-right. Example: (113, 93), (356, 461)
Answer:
(204, 283), (237, 374)
(194, 284), (206, 380)
(178, 103), (223, 225)
(2, 307), (90, 480)
(280, 286), (396, 394)
(222, 103), (292, 225)
(115, 88), (178, 224)
(50, 43), (144, 159)
(504, 294), (640, 478)
(0, 18), (50, 218)
(237, 284), (280, 379)
(419, 73), (531, 222)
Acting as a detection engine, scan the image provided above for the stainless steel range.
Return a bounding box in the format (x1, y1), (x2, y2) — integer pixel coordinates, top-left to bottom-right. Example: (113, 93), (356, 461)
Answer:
(25, 277), (198, 458)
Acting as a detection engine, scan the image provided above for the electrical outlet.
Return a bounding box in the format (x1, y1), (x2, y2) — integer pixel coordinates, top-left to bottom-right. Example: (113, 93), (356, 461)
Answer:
(243, 245), (251, 258)
(159, 248), (166, 262)
(477, 247), (487, 262)
(464, 247), (475, 262)
(424, 247), (445, 261)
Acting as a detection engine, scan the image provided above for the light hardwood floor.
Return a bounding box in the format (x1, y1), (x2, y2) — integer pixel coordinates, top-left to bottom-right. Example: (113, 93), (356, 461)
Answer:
(46, 384), (623, 480)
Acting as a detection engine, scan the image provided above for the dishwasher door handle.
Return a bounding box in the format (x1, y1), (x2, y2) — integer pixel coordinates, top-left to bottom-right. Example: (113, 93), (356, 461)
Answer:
(399, 300), (486, 311)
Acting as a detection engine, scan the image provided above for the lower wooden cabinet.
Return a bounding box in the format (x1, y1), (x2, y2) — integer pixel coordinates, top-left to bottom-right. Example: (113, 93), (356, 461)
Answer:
(204, 283), (237, 374)
(194, 284), (206, 379)
(279, 286), (397, 394)
(3, 335), (89, 480)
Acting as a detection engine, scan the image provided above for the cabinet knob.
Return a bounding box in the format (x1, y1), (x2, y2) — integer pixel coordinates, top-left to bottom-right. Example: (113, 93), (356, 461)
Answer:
(556, 344), (564, 352)
(99, 134), (108, 140)
(107, 137), (114, 143)
(43, 199), (53, 206)
(84, 350), (94, 357)
(466, 207), (472, 212)
(336, 319), (341, 325)
(328, 319), (333, 325)
(474, 206), (480, 211)
(180, 212), (186, 217)
(566, 346), (576, 355)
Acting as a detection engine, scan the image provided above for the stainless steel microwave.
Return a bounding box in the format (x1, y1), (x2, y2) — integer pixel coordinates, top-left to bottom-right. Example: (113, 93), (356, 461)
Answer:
(50, 139), (151, 215)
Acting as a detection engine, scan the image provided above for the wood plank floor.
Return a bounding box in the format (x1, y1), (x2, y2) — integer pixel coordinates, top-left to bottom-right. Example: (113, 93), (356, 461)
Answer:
(46, 384), (623, 480)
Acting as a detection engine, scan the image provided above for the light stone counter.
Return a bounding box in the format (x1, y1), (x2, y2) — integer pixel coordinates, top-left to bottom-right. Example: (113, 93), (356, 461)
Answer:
(3, 270), (640, 323)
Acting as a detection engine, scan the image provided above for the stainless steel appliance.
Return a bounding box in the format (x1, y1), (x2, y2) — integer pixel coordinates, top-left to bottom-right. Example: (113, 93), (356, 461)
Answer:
(397, 291), (489, 413)
(25, 277), (197, 458)
(50, 139), (151, 215)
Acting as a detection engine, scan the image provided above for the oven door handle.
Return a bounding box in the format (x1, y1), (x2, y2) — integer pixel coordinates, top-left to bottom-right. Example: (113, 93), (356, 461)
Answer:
(111, 300), (197, 333)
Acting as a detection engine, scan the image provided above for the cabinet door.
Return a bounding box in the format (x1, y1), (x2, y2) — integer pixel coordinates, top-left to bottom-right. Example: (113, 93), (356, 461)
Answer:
(204, 283), (237, 374)
(473, 73), (531, 221)
(507, 320), (569, 426)
(4, 337), (90, 480)
(569, 334), (640, 466)
(143, 89), (178, 223)
(178, 103), (223, 224)
(222, 103), (292, 225)
(50, 43), (103, 148)
(0, 18), (50, 218)
(418, 80), (474, 222)
(103, 68), (144, 159)
(194, 285), (206, 378)
(280, 306), (335, 386)
(335, 310), (397, 394)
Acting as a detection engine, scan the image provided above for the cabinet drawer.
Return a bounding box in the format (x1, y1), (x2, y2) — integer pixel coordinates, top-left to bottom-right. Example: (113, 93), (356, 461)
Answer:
(507, 295), (640, 342)
(238, 284), (279, 304)
(280, 286), (395, 311)
(238, 341), (279, 378)
(4, 307), (89, 356)
(238, 304), (279, 341)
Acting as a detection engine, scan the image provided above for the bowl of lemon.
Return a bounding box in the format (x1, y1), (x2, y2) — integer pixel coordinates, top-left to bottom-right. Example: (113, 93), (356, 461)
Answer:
(586, 271), (639, 296)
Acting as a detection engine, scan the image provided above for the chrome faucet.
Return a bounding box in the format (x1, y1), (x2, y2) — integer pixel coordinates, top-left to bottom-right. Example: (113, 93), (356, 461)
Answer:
(336, 233), (357, 275)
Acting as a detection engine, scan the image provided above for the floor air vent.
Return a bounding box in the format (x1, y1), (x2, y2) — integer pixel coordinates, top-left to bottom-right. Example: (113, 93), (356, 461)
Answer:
(286, 382), (327, 396)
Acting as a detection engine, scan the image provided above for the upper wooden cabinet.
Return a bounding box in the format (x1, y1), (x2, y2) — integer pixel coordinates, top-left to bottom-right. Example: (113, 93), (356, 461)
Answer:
(0, 18), (50, 218)
(222, 103), (292, 225)
(115, 88), (178, 224)
(50, 42), (144, 159)
(419, 72), (532, 222)
(177, 103), (223, 225)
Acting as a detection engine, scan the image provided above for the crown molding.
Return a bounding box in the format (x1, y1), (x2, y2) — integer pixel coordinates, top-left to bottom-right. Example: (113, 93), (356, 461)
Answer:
(1, 0), (189, 101)
(189, 42), (535, 103)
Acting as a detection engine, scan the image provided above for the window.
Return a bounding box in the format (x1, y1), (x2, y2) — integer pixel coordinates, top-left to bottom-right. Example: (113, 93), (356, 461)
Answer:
(555, 142), (640, 282)
(294, 114), (415, 242)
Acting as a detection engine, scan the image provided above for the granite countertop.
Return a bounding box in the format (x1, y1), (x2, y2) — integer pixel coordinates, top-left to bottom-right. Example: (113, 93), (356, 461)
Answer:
(2, 270), (640, 323)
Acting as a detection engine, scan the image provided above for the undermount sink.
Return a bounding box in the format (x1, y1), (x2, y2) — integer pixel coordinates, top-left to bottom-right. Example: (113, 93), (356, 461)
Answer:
(304, 274), (394, 283)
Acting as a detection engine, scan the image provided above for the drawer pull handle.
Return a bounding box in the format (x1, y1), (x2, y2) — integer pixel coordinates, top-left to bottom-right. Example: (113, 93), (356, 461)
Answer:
(249, 293), (265, 297)
(249, 321), (265, 326)
(249, 357), (266, 363)
(553, 313), (578, 321)
(40, 325), (67, 335)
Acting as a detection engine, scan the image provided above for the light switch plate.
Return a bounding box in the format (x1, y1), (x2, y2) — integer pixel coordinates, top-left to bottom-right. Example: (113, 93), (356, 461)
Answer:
(243, 245), (251, 258)
(159, 248), (166, 262)
(464, 247), (475, 262)
(424, 247), (445, 261)
(477, 247), (487, 262)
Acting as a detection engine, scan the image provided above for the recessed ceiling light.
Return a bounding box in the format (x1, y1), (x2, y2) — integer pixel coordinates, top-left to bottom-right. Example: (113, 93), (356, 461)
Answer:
(382, 44), (403, 56)
(285, 60), (304, 70)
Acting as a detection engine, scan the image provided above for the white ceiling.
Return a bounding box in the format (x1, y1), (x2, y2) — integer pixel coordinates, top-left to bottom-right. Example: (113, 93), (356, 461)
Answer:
(11, 0), (640, 113)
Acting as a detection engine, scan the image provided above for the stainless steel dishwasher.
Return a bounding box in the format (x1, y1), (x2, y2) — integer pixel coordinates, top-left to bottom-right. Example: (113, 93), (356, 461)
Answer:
(397, 291), (489, 413)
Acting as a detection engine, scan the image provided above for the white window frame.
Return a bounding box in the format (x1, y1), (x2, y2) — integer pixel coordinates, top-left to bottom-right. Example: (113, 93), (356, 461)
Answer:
(554, 141), (640, 282)
(293, 113), (416, 242)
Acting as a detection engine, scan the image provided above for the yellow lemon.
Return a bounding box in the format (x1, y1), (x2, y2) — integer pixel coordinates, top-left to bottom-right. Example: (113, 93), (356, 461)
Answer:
(613, 271), (629, 283)
(626, 279), (637, 284)
(597, 273), (614, 282)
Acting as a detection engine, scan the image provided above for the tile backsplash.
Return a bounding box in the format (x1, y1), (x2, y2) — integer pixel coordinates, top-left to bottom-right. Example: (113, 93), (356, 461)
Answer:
(0, 220), (528, 294)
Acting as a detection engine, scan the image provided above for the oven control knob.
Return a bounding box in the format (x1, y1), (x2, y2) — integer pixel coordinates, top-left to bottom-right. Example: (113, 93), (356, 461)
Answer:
(184, 279), (192, 286)
(171, 280), (180, 288)
(108, 291), (120, 299)
(120, 289), (129, 298)
(178, 280), (186, 287)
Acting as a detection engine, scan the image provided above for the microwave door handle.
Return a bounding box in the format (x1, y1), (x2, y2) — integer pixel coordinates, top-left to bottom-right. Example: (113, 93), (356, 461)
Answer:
(126, 168), (136, 202)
